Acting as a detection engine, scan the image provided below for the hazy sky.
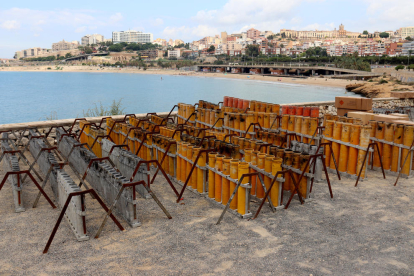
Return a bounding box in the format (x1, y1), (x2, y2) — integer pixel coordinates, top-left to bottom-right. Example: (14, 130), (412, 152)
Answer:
(1, 0), (413, 58)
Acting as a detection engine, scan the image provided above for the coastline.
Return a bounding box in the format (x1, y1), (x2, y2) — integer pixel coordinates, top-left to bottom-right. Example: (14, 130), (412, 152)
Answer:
(0, 65), (364, 88)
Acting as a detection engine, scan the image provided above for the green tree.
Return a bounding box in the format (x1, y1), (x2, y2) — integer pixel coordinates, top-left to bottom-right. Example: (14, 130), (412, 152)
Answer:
(363, 30), (369, 35)
(379, 32), (390, 38)
(246, 45), (260, 57)
(108, 44), (124, 52)
(65, 53), (72, 58)
(267, 35), (274, 40)
(207, 45), (215, 53)
(84, 47), (93, 54)
(406, 36), (413, 41)
(395, 65), (405, 71)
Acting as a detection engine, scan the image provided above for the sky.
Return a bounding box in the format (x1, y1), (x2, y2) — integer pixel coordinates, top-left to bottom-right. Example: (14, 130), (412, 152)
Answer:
(1, 0), (414, 58)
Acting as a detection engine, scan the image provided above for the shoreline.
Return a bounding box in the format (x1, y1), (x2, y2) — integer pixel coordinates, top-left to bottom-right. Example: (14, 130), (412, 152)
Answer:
(0, 65), (364, 88)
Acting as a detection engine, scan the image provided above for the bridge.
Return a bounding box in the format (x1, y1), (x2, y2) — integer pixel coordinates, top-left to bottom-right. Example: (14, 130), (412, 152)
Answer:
(196, 63), (381, 79)
(64, 52), (109, 62)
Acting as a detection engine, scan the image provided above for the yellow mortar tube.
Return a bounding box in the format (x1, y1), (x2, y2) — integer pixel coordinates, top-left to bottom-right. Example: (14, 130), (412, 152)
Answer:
(234, 113), (240, 131)
(264, 113), (270, 129)
(271, 158), (282, 206)
(301, 117), (310, 144)
(338, 123), (351, 173)
(256, 153), (266, 198)
(169, 140), (176, 178)
(208, 152), (217, 198)
(240, 114), (247, 132)
(309, 118), (318, 145)
(273, 104), (280, 115)
(257, 112), (265, 128)
(373, 122), (385, 170)
(291, 151), (301, 194)
(347, 124), (361, 176)
(299, 154), (310, 199)
(368, 120), (377, 166)
(230, 159), (239, 210)
(177, 142), (183, 182)
(222, 157), (232, 205)
(330, 121), (343, 170)
(391, 124), (404, 173)
(281, 115), (289, 131)
(205, 109), (210, 124)
(265, 155), (275, 200)
(186, 145), (193, 185)
(288, 115), (295, 132)
(197, 150), (206, 193)
(215, 155), (225, 202)
(356, 125), (372, 179)
(237, 162), (250, 215)
(192, 147), (200, 190)
(283, 149), (293, 191)
(402, 125), (414, 176)
(250, 150), (259, 196)
(382, 123), (394, 171)
(294, 116), (302, 135)
(324, 120), (334, 168)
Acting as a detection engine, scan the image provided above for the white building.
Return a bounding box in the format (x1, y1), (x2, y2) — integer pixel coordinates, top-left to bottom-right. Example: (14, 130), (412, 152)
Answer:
(402, 41), (414, 56)
(400, 27), (414, 40)
(81, 34), (105, 46)
(168, 50), (181, 58)
(112, 30), (153, 44)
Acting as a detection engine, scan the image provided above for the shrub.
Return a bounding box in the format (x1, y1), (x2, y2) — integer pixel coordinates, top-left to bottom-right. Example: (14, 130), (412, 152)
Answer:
(395, 65), (405, 71)
(379, 79), (388, 84)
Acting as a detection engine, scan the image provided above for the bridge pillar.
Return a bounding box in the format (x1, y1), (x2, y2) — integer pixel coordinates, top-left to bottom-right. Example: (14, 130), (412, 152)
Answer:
(284, 69), (288, 75)
(325, 70), (329, 75)
(261, 68), (264, 74)
(312, 70), (315, 76)
(297, 70), (300, 76)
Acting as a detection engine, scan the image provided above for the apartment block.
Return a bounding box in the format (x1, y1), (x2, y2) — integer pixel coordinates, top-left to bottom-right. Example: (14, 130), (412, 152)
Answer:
(81, 34), (105, 46)
(400, 27), (414, 40)
(52, 40), (80, 52)
(112, 31), (153, 44)
(168, 50), (181, 58)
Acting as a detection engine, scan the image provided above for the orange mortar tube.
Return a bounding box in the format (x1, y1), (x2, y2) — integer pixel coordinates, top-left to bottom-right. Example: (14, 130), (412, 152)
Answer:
(323, 120), (334, 167)
(391, 124), (404, 173)
(234, 113), (240, 132)
(299, 154), (310, 198)
(283, 149), (293, 191)
(230, 159), (239, 210)
(214, 155), (225, 202)
(208, 152), (217, 198)
(301, 117), (310, 144)
(186, 145), (194, 185)
(197, 150), (206, 194)
(192, 147), (200, 190)
(264, 155), (275, 200)
(356, 125), (372, 179)
(271, 158), (282, 206)
(338, 123), (351, 173)
(382, 123), (394, 171)
(222, 157), (232, 205)
(373, 122), (385, 170)
(402, 125), (414, 176)
(347, 124), (361, 176)
(291, 152), (301, 193)
(330, 121), (343, 170)
(256, 153), (266, 198)
(237, 162), (250, 215)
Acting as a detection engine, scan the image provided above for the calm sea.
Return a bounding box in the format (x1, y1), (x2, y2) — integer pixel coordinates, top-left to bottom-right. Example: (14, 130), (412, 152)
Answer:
(0, 71), (354, 124)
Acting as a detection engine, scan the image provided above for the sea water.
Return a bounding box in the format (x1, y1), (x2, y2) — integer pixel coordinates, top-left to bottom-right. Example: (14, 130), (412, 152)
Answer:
(0, 71), (354, 124)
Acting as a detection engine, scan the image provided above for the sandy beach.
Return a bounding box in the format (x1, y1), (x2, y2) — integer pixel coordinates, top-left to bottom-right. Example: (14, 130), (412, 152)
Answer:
(1, 65), (363, 88)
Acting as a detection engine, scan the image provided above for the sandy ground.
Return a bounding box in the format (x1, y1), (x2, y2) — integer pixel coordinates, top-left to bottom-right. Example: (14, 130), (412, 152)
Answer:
(1, 65), (364, 89)
(0, 137), (413, 275)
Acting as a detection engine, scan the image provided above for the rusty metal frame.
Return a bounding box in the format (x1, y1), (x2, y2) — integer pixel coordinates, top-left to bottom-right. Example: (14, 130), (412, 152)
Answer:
(44, 125), (68, 139)
(95, 180), (172, 239)
(394, 138), (414, 186)
(121, 127), (141, 146)
(22, 146), (58, 182)
(355, 143), (386, 187)
(198, 135), (217, 147)
(176, 149), (215, 203)
(97, 117), (113, 129)
(150, 141), (176, 184)
(253, 170), (294, 219)
(68, 118), (87, 134)
(90, 135), (114, 150)
(210, 118), (224, 130)
(134, 131), (159, 157)
(43, 189), (124, 254)
(0, 170), (56, 209)
(243, 123), (262, 138)
(77, 122), (99, 141)
(108, 144), (130, 157)
(224, 134), (236, 143)
(315, 142), (341, 180)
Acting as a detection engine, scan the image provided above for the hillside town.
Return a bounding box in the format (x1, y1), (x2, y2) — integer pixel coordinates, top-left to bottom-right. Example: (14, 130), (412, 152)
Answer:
(5, 25), (414, 66)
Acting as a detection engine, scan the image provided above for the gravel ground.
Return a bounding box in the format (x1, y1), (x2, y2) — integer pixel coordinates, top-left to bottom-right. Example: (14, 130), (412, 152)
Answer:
(0, 149), (413, 276)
